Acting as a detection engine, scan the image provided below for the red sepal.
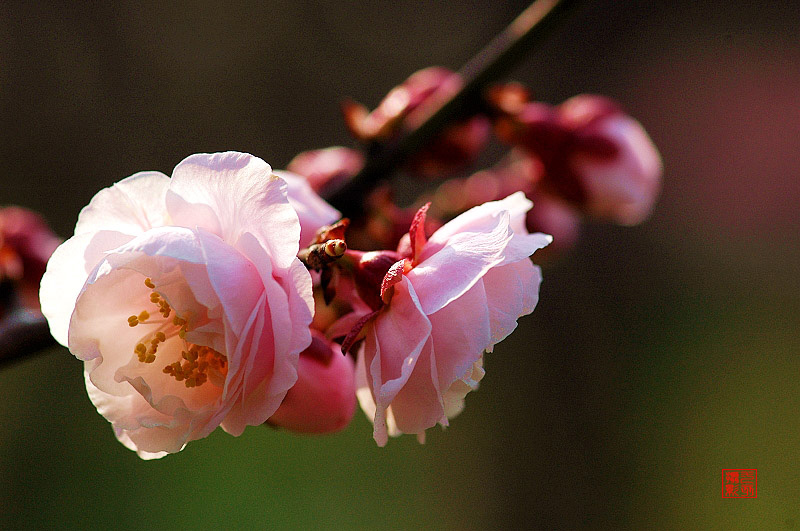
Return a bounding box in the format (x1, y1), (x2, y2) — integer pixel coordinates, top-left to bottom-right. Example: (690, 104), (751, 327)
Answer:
(341, 310), (380, 355)
(409, 202), (430, 266)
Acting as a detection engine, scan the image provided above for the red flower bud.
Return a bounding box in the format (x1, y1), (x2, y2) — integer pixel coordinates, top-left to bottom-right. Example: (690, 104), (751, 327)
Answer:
(525, 193), (581, 259)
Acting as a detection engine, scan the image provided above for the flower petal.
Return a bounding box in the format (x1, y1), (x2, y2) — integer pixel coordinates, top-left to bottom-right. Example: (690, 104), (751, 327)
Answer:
(428, 279), (491, 391)
(273, 170), (341, 248)
(441, 357), (485, 419)
(166, 152), (301, 269)
(482, 260), (542, 344)
(75, 171), (171, 236)
(382, 338), (445, 437)
(406, 210), (512, 315)
(40, 230), (133, 346)
(363, 277), (432, 446)
(355, 349), (401, 440)
(426, 191), (532, 246)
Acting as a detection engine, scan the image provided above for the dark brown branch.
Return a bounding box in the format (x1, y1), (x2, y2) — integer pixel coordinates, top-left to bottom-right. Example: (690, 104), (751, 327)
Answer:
(324, 0), (580, 215)
(0, 310), (55, 367)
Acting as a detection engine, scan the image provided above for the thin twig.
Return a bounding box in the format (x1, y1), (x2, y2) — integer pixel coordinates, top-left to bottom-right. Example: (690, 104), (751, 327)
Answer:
(324, 0), (579, 214)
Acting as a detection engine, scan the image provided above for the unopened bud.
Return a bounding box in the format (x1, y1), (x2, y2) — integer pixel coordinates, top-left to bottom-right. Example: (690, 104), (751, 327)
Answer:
(559, 95), (663, 225)
(405, 115), (491, 178)
(324, 239), (347, 257)
(495, 94), (662, 225)
(267, 330), (356, 434)
(430, 151), (540, 218)
(486, 82), (531, 115)
(525, 193), (581, 259)
(343, 67), (490, 177)
(298, 239), (347, 270)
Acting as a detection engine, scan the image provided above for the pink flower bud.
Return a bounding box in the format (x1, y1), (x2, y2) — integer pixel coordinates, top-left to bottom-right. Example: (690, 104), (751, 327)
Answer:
(404, 114), (491, 178)
(286, 147), (364, 196)
(496, 95), (663, 225)
(346, 67), (457, 141)
(560, 95), (663, 225)
(430, 151), (539, 219)
(268, 331), (356, 434)
(0, 206), (61, 312)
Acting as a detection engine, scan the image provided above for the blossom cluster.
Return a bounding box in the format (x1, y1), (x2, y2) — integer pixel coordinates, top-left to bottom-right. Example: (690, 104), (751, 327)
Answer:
(38, 151), (550, 457)
(290, 69), (662, 256)
(28, 67), (661, 459)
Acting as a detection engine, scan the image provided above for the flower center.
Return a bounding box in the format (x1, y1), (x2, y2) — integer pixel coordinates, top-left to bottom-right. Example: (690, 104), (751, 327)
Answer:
(126, 277), (227, 388)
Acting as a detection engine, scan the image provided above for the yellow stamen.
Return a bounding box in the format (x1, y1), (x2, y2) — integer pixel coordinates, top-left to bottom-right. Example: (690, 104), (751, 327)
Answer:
(127, 275), (227, 389)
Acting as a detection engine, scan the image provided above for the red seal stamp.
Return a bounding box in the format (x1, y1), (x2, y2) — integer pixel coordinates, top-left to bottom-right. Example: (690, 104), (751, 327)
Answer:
(722, 469), (757, 498)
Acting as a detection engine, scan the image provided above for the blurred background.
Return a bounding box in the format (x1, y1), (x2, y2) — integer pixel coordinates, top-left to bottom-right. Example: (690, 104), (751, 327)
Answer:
(2, 0), (799, 528)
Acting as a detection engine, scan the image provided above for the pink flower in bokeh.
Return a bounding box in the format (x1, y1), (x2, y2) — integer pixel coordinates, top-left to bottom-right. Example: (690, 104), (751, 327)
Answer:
(0, 206), (61, 313)
(268, 330), (356, 434)
(286, 146), (364, 196)
(40, 152), (314, 458)
(497, 94), (663, 225)
(355, 193), (551, 445)
(560, 95), (663, 225)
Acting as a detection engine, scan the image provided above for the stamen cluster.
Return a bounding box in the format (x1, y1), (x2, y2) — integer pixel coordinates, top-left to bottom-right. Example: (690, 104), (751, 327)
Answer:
(126, 277), (226, 388)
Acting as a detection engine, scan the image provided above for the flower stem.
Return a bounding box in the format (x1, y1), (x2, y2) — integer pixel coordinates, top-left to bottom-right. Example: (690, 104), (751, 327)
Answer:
(324, 0), (580, 215)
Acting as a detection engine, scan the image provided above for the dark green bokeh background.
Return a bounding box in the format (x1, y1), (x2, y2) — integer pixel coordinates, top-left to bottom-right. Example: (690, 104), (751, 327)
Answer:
(2, 1), (799, 528)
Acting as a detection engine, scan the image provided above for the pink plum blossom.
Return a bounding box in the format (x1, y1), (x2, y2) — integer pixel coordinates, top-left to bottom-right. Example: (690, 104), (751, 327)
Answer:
(39, 152), (317, 458)
(354, 193), (551, 445)
(559, 95), (663, 225)
(286, 146), (364, 196)
(496, 95), (663, 225)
